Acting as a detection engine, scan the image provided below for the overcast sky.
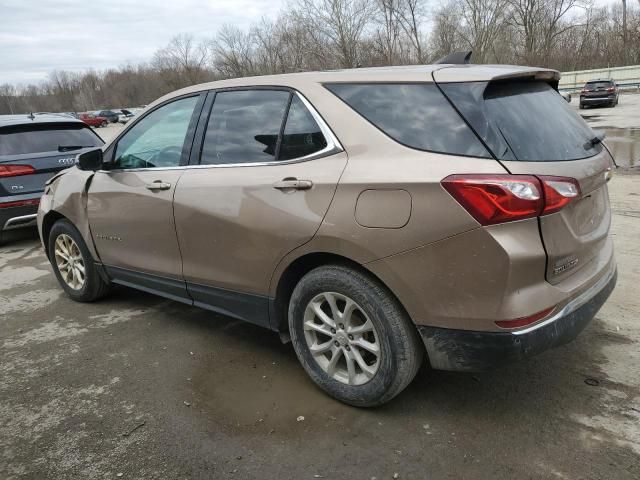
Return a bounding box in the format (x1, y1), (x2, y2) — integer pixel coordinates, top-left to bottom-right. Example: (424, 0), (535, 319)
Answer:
(0, 0), (285, 85)
(0, 0), (620, 85)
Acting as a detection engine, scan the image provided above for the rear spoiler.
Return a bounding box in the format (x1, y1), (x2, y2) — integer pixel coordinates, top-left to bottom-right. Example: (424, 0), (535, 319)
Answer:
(433, 64), (561, 90)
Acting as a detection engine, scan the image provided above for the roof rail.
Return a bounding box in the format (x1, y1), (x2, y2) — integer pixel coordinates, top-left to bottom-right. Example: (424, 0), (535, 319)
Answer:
(434, 51), (473, 65)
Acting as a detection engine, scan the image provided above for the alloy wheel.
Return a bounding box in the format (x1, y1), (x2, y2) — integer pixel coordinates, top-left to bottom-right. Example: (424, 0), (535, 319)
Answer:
(303, 292), (381, 385)
(54, 234), (86, 290)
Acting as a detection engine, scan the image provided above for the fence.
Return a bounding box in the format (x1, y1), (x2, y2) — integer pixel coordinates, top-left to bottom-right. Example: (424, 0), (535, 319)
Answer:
(559, 65), (640, 92)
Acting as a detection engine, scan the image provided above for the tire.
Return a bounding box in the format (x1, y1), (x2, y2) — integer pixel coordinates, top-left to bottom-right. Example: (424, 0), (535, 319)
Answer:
(48, 219), (110, 302)
(579, 103), (584, 109)
(101, 121), (108, 128)
(288, 265), (424, 407)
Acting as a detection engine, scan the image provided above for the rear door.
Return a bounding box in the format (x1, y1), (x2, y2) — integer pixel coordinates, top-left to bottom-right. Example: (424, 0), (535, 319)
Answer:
(173, 88), (346, 326)
(0, 122), (103, 199)
(438, 79), (613, 285)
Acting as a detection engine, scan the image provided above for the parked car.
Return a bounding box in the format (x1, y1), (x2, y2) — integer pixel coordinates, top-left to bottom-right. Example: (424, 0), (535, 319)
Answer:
(117, 109), (136, 124)
(0, 114), (103, 243)
(79, 113), (108, 128)
(94, 110), (120, 123)
(579, 79), (619, 109)
(37, 56), (617, 406)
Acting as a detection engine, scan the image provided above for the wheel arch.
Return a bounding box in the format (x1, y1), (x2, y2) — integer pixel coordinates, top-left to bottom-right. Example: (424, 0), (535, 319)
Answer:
(270, 251), (414, 341)
(41, 210), (67, 260)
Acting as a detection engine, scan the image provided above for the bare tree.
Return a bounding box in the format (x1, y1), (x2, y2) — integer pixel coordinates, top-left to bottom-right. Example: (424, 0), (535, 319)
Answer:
(295, 0), (377, 68)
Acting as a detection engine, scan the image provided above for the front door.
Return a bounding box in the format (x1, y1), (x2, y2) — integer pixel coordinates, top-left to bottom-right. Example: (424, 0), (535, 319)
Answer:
(173, 89), (347, 325)
(88, 94), (203, 297)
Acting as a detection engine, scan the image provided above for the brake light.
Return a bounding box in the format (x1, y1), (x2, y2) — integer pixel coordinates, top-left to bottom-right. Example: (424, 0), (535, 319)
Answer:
(0, 198), (40, 209)
(495, 306), (555, 329)
(442, 174), (581, 225)
(0, 165), (35, 178)
(442, 175), (542, 225)
(607, 87), (615, 92)
(540, 177), (580, 215)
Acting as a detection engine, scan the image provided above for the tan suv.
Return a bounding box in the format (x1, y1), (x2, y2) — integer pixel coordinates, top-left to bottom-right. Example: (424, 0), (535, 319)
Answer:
(38, 59), (617, 406)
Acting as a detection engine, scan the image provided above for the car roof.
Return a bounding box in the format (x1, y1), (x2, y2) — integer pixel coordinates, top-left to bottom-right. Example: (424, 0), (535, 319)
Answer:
(587, 78), (613, 82)
(150, 63), (560, 108)
(0, 113), (85, 128)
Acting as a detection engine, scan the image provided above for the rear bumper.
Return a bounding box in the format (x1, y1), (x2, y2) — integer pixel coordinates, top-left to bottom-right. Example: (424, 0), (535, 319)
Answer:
(418, 267), (617, 372)
(580, 96), (614, 105)
(0, 201), (39, 232)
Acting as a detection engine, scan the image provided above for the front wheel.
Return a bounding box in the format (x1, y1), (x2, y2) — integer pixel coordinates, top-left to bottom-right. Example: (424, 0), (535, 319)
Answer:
(101, 120), (108, 128)
(48, 219), (110, 302)
(288, 265), (424, 407)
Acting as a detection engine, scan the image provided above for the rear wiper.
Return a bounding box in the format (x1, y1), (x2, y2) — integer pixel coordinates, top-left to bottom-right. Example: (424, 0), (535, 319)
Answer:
(58, 145), (93, 152)
(584, 131), (606, 150)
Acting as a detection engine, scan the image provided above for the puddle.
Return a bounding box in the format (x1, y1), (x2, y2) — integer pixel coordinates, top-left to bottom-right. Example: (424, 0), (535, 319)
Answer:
(602, 127), (640, 168)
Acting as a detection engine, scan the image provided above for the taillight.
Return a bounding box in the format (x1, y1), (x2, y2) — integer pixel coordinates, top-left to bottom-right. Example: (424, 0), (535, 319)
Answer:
(540, 176), (580, 215)
(442, 174), (581, 225)
(495, 306), (555, 329)
(442, 174), (542, 225)
(0, 165), (35, 178)
(607, 87), (615, 92)
(0, 198), (40, 209)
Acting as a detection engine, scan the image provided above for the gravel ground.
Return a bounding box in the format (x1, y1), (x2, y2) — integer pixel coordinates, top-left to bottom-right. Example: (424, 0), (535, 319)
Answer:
(0, 98), (639, 480)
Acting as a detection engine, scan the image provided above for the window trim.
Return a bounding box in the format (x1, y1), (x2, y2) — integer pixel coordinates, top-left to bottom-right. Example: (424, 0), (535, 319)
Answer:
(193, 86), (343, 168)
(323, 81), (493, 160)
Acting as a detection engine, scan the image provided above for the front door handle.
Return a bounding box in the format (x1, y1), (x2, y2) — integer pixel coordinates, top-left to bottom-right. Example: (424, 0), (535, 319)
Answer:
(273, 178), (313, 191)
(145, 181), (171, 191)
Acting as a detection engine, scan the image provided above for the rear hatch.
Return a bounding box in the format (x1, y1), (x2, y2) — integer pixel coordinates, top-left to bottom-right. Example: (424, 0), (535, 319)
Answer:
(436, 73), (613, 285)
(0, 122), (103, 199)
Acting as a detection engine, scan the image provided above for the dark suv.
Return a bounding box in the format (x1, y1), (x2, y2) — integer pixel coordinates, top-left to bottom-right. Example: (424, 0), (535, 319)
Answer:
(95, 110), (120, 123)
(0, 114), (103, 242)
(579, 79), (619, 109)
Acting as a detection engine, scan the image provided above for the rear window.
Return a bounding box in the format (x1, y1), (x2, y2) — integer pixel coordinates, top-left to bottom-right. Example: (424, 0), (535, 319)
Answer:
(325, 83), (491, 158)
(586, 81), (613, 89)
(441, 81), (601, 161)
(0, 123), (103, 156)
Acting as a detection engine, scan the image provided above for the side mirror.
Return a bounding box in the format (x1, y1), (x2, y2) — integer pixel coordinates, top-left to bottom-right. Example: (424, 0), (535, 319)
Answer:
(76, 148), (103, 171)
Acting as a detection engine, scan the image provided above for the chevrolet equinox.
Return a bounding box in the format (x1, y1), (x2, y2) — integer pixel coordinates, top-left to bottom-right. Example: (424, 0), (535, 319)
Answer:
(38, 55), (617, 406)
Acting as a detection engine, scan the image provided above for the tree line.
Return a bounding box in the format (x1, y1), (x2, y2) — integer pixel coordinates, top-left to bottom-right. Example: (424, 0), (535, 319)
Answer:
(1, 0), (639, 115)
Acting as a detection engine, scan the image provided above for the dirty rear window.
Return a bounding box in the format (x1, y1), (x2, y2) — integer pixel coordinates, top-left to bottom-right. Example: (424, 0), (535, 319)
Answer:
(325, 83), (491, 158)
(0, 123), (103, 156)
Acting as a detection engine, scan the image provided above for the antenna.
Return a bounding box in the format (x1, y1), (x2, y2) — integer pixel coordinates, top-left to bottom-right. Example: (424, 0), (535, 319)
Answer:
(434, 51), (473, 65)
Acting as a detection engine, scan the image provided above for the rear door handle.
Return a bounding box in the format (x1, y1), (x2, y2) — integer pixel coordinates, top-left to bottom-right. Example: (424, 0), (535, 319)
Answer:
(273, 178), (313, 191)
(145, 181), (171, 191)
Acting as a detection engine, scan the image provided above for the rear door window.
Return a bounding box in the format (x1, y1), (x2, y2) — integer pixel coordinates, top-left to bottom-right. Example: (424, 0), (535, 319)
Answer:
(325, 83), (491, 158)
(0, 123), (103, 156)
(201, 90), (290, 165)
(279, 95), (328, 160)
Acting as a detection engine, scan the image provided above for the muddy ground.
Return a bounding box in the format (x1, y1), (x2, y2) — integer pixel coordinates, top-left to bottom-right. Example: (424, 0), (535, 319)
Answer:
(1, 101), (639, 480)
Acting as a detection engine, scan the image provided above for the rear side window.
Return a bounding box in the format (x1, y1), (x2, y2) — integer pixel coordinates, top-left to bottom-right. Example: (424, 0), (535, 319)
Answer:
(279, 96), (328, 160)
(325, 83), (491, 158)
(202, 90), (290, 165)
(0, 123), (103, 156)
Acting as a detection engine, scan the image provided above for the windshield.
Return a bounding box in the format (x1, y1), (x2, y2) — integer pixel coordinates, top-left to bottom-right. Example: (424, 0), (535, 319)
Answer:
(441, 81), (601, 162)
(0, 123), (103, 156)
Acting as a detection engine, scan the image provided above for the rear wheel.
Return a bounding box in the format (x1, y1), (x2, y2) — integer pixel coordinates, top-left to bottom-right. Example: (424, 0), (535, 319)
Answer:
(579, 103), (585, 109)
(48, 219), (110, 302)
(101, 120), (108, 128)
(288, 265), (424, 407)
